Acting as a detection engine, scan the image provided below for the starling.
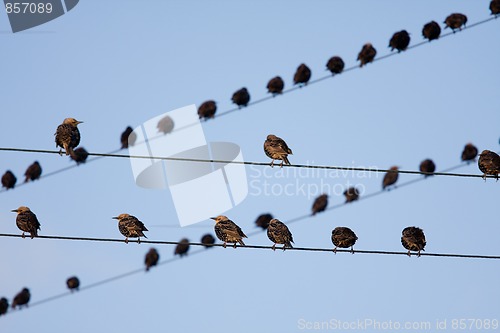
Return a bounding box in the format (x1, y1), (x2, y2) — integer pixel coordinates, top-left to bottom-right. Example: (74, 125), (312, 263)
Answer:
(293, 63), (311, 86)
(0, 298), (8, 316)
(198, 100), (217, 120)
(11, 288), (30, 310)
(175, 238), (190, 257)
(357, 43), (377, 67)
(343, 187), (360, 203)
(264, 134), (293, 167)
(66, 276), (80, 292)
(267, 76), (285, 95)
(157, 115), (175, 134)
(145, 248), (160, 271)
(478, 150), (500, 180)
(255, 213), (273, 230)
(389, 30), (410, 52)
(419, 159), (436, 177)
(1, 170), (17, 190)
(231, 87), (250, 108)
(11, 206), (41, 239)
(201, 233), (216, 248)
(461, 143), (478, 162)
(211, 215), (247, 248)
(112, 213), (148, 243)
(401, 226), (426, 257)
(422, 21), (441, 41)
(267, 218), (294, 251)
(24, 161), (42, 183)
(55, 118), (83, 156)
(326, 56), (345, 75)
(491, 0), (500, 15)
(444, 13), (467, 32)
(331, 227), (358, 254)
(120, 126), (136, 149)
(70, 147), (89, 165)
(382, 166), (399, 190)
(311, 194), (328, 215)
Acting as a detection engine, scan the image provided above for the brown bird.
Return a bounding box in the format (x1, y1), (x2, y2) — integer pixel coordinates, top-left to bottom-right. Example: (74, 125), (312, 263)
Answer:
(55, 118), (83, 156)
(419, 159), (436, 177)
(145, 248), (160, 271)
(401, 226), (426, 257)
(264, 134), (293, 167)
(201, 233), (216, 248)
(343, 187), (360, 203)
(357, 43), (377, 67)
(11, 288), (30, 309)
(331, 227), (358, 254)
(311, 194), (328, 215)
(389, 30), (410, 52)
(120, 126), (136, 149)
(382, 166), (399, 190)
(491, 0), (500, 15)
(11, 206), (41, 239)
(157, 115), (174, 134)
(326, 56), (345, 75)
(267, 76), (285, 95)
(24, 161), (42, 182)
(1, 170), (17, 190)
(422, 21), (441, 41)
(461, 143), (478, 162)
(198, 100), (217, 120)
(66, 276), (80, 292)
(0, 298), (8, 316)
(444, 13), (467, 32)
(70, 147), (89, 165)
(112, 213), (148, 243)
(255, 213), (273, 230)
(231, 87), (250, 108)
(293, 63), (311, 86)
(175, 238), (190, 257)
(211, 215), (247, 248)
(478, 150), (500, 180)
(267, 218), (294, 251)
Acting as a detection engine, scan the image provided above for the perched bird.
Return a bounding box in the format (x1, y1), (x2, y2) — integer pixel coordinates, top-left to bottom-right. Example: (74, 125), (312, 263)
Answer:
(444, 13), (467, 32)
(11, 288), (30, 310)
(343, 187), (360, 203)
(401, 226), (426, 257)
(419, 159), (436, 177)
(11, 206), (41, 239)
(266, 76), (285, 95)
(70, 147), (89, 165)
(120, 126), (136, 149)
(478, 150), (500, 180)
(24, 161), (42, 183)
(157, 115), (174, 134)
(201, 233), (216, 248)
(491, 0), (500, 15)
(0, 298), (8, 316)
(326, 56), (345, 75)
(382, 166), (399, 190)
(1, 170), (17, 190)
(267, 218), (294, 251)
(112, 214), (148, 243)
(55, 118), (83, 156)
(175, 238), (190, 257)
(66, 276), (80, 292)
(293, 63), (311, 86)
(255, 213), (273, 230)
(389, 30), (410, 52)
(198, 100), (217, 120)
(145, 248), (160, 271)
(231, 87), (250, 108)
(211, 215), (247, 248)
(422, 21), (441, 41)
(311, 194), (328, 215)
(357, 43), (377, 67)
(461, 143), (478, 162)
(264, 134), (293, 167)
(331, 227), (358, 254)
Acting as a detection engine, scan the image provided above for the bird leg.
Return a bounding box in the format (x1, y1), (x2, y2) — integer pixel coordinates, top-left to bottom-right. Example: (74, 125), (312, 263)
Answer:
(333, 247), (337, 254)
(125, 237), (129, 244)
(58, 148), (63, 156)
(417, 250), (421, 258)
(271, 244), (276, 251)
(279, 160), (284, 168)
(223, 242), (227, 248)
(233, 243), (237, 249)
(282, 244), (286, 251)
(351, 246), (355, 254)
(407, 250), (411, 257)
(21, 232), (26, 239)
(270, 160), (275, 168)
(137, 238), (141, 244)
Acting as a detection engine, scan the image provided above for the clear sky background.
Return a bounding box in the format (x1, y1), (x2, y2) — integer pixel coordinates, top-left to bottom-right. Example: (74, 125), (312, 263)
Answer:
(1, 1), (499, 332)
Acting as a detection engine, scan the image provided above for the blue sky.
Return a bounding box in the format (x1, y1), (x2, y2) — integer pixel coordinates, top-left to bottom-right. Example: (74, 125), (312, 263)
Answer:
(1, 1), (499, 332)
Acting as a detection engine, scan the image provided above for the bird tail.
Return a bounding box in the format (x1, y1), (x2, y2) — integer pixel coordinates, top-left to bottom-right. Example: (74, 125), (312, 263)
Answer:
(238, 239), (246, 247)
(283, 155), (291, 165)
(287, 242), (293, 249)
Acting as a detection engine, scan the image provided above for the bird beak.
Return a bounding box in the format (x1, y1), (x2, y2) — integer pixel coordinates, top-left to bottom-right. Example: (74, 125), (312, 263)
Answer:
(112, 216), (118, 220)
(210, 217), (216, 221)
(77, 121), (84, 124)
(11, 209), (18, 213)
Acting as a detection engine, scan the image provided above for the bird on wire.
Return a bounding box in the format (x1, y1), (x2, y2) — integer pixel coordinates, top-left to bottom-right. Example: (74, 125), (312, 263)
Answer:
(444, 13), (467, 32)
(422, 21), (441, 41)
(267, 76), (285, 96)
(198, 100), (217, 120)
(112, 214), (148, 244)
(157, 115), (175, 134)
(201, 234), (216, 248)
(24, 161), (42, 183)
(357, 43), (377, 67)
(311, 194), (328, 216)
(264, 134), (293, 168)
(331, 227), (358, 254)
(255, 213), (273, 230)
(55, 118), (83, 156)
(70, 147), (89, 165)
(11, 206), (41, 239)
(1, 170), (17, 190)
(419, 159), (436, 177)
(389, 30), (410, 52)
(478, 150), (500, 180)
(66, 276), (80, 292)
(382, 166), (399, 190)
(343, 187), (360, 203)
(11, 288), (30, 310)
(211, 215), (247, 248)
(120, 126), (136, 149)
(175, 238), (190, 257)
(401, 226), (426, 257)
(267, 218), (294, 251)
(145, 248), (160, 271)
(293, 63), (311, 86)
(326, 56), (345, 75)
(231, 87), (250, 108)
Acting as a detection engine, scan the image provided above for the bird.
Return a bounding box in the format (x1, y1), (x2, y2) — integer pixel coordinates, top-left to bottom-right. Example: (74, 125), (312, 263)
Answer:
(112, 214), (148, 243)
(120, 126), (136, 149)
(461, 143), (478, 162)
(311, 194), (328, 215)
(382, 166), (399, 190)
(144, 248), (160, 271)
(175, 238), (190, 257)
(389, 30), (410, 52)
(419, 159), (436, 177)
(11, 288), (30, 310)
(211, 215), (247, 248)
(11, 206), (41, 239)
(70, 147), (89, 165)
(55, 118), (83, 156)
(491, 0), (500, 16)
(331, 227), (358, 254)
(401, 226), (426, 257)
(343, 187), (360, 203)
(357, 43), (377, 67)
(266, 76), (285, 95)
(0, 298), (8, 316)
(326, 56), (345, 75)
(198, 100), (217, 120)
(255, 213), (273, 230)
(264, 134), (293, 168)
(422, 21), (441, 41)
(293, 63), (311, 86)
(24, 161), (42, 183)
(267, 218), (294, 251)
(157, 115), (175, 134)
(444, 13), (467, 32)
(478, 150), (500, 180)
(66, 276), (80, 292)
(201, 234), (216, 248)
(231, 87), (250, 108)
(1, 170), (17, 190)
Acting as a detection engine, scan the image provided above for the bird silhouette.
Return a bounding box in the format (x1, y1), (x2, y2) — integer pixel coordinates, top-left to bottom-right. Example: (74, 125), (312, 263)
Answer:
(264, 134), (293, 168)
(267, 218), (294, 251)
(422, 21), (441, 41)
(267, 76), (285, 95)
(211, 215), (247, 248)
(145, 248), (160, 271)
(478, 150), (500, 180)
(55, 118), (83, 156)
(357, 43), (377, 67)
(401, 226), (426, 257)
(198, 100), (217, 120)
(331, 227), (358, 254)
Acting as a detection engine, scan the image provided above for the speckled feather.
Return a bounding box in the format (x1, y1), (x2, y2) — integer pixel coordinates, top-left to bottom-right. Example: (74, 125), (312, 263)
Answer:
(267, 219), (294, 250)
(401, 226), (426, 256)
(264, 134), (293, 166)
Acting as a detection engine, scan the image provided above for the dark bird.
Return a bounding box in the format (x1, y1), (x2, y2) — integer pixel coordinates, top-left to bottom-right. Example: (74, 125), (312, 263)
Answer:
(389, 30), (410, 52)
(157, 115), (174, 134)
(478, 150), (500, 180)
(11, 206), (41, 239)
(145, 248), (160, 271)
(331, 227), (358, 254)
(326, 56), (345, 75)
(491, 0), (500, 15)
(312, 194), (328, 215)
(66, 276), (80, 292)
(419, 159), (436, 177)
(293, 63), (311, 86)
(112, 213), (148, 243)
(55, 118), (83, 156)
(1, 170), (17, 190)
(201, 233), (216, 248)
(175, 238), (190, 257)
(198, 100), (217, 120)
(120, 126), (136, 149)
(11, 288), (30, 310)
(267, 76), (285, 95)
(401, 226), (426, 257)
(357, 43), (377, 67)
(343, 187), (360, 203)
(231, 87), (250, 108)
(382, 166), (399, 190)
(422, 21), (441, 41)
(255, 213), (273, 230)
(0, 298), (8, 316)
(70, 147), (89, 165)
(444, 13), (467, 32)
(264, 134), (293, 167)
(267, 218), (294, 251)
(24, 161), (42, 183)
(461, 143), (478, 162)
(211, 215), (247, 248)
